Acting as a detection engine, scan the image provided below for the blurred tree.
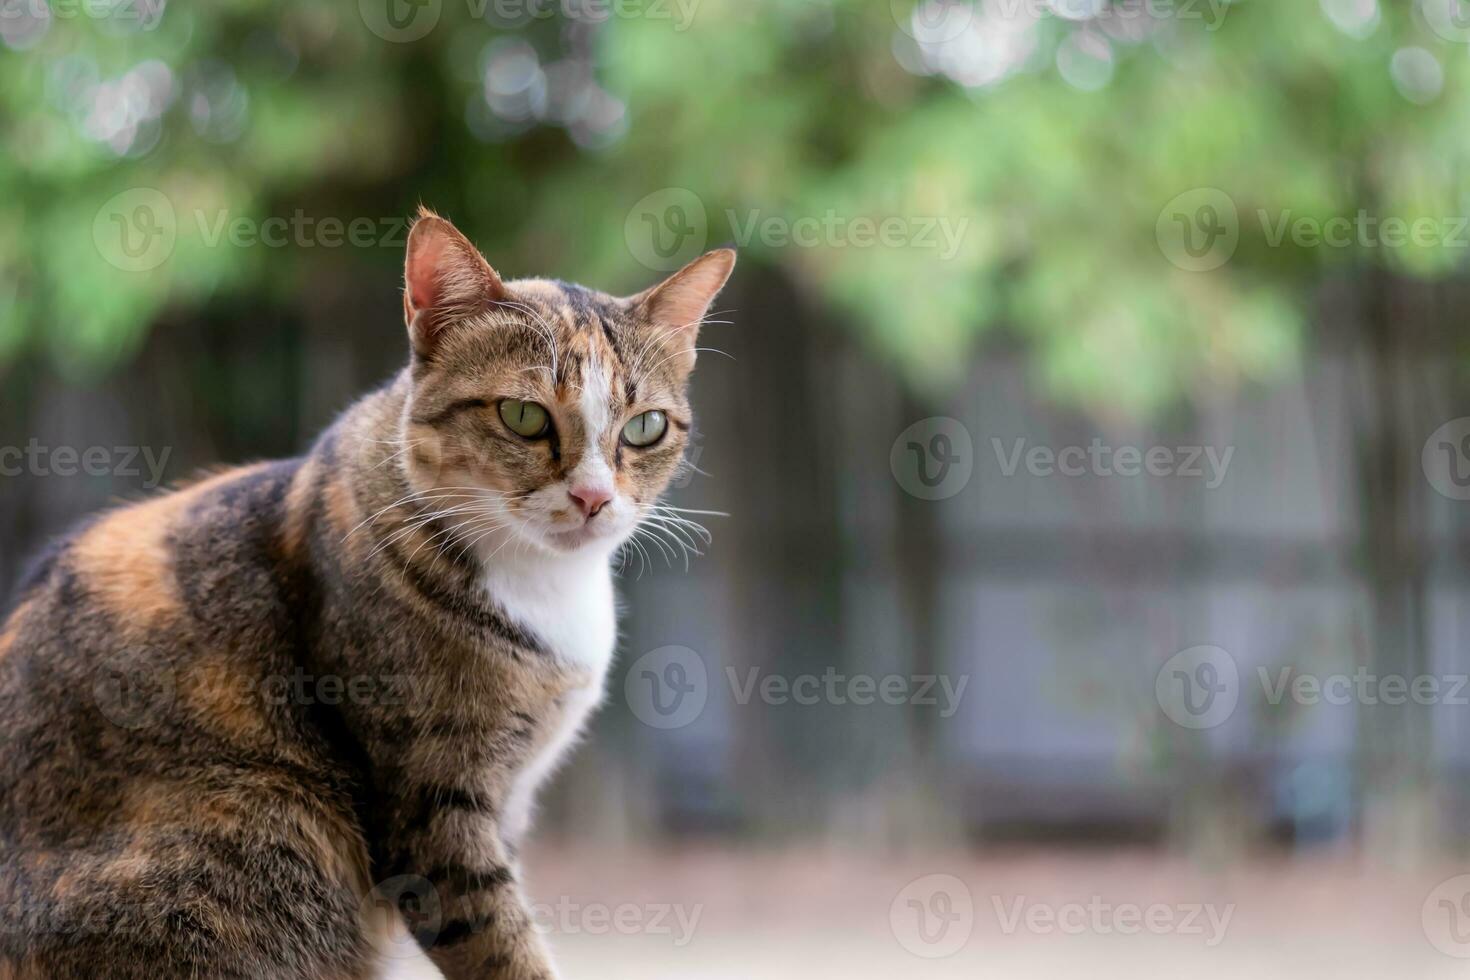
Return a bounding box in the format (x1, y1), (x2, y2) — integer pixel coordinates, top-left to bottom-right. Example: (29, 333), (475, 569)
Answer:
(3, 0), (1467, 408)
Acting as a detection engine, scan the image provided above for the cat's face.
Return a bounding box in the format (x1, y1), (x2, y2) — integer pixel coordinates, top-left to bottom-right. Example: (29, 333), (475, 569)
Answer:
(397, 210), (734, 558)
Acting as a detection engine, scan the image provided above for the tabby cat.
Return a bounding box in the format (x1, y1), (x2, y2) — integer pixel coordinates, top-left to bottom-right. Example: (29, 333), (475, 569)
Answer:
(0, 209), (735, 979)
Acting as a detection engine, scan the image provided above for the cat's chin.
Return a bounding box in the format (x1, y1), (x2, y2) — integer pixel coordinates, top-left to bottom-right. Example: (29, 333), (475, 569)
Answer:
(531, 522), (625, 557)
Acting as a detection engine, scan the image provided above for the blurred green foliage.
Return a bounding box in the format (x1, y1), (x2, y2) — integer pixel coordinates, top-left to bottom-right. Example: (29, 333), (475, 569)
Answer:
(2, 0), (1468, 413)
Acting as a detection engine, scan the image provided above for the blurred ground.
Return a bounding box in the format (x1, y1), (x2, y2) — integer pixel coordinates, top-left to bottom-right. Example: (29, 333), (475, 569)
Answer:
(527, 844), (1468, 978)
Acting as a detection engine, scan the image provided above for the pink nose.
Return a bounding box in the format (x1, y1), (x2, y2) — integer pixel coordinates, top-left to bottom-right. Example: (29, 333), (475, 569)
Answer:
(568, 485), (613, 519)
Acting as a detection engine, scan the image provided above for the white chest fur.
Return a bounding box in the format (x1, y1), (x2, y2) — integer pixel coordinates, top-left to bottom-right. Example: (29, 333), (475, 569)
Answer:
(482, 548), (617, 672)
(480, 547), (617, 844)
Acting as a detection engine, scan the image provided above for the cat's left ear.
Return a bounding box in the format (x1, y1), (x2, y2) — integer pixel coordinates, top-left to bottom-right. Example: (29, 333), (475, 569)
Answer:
(403, 208), (507, 359)
(628, 249), (736, 373)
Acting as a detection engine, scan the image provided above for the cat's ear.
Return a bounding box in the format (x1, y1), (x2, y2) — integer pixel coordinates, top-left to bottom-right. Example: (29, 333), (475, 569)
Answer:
(403, 208), (506, 358)
(628, 249), (736, 372)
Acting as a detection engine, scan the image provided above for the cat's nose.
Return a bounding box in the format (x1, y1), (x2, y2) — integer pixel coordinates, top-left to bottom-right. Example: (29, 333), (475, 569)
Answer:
(568, 485), (612, 519)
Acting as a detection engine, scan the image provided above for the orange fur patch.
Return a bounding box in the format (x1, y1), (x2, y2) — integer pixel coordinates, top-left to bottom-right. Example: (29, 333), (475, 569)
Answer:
(299, 804), (372, 898)
(71, 466), (265, 632)
(0, 599), (32, 661)
(179, 655), (272, 745)
(121, 778), (369, 900)
(280, 454), (321, 562)
(322, 473), (361, 543)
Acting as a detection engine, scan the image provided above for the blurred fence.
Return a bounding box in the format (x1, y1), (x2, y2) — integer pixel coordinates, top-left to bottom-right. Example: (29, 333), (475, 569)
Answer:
(6, 267), (1470, 860)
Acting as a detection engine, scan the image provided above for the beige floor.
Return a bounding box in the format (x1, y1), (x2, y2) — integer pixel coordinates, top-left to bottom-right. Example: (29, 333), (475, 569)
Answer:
(522, 844), (1470, 979)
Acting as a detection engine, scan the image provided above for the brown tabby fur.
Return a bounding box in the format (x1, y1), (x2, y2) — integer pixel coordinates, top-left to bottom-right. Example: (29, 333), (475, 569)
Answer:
(0, 210), (734, 979)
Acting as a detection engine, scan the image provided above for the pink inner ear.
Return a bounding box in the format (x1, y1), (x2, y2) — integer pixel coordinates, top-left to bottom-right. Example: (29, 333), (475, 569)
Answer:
(406, 235), (450, 315)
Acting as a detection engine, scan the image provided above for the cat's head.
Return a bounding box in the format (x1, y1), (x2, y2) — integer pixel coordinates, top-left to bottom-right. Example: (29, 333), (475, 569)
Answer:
(396, 208), (733, 558)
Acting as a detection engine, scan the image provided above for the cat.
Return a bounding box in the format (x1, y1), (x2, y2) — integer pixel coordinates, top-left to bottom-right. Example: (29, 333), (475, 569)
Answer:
(0, 207), (735, 979)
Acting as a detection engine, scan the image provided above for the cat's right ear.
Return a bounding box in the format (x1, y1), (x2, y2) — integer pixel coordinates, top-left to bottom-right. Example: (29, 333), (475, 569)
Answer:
(403, 208), (506, 359)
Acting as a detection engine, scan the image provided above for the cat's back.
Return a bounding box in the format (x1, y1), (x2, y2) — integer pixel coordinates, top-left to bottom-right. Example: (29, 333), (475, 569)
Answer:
(0, 458), (324, 832)
(0, 459), (382, 977)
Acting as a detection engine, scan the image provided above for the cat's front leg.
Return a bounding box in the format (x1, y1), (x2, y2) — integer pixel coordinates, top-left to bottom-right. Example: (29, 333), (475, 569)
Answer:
(378, 795), (557, 980)
(423, 858), (556, 980)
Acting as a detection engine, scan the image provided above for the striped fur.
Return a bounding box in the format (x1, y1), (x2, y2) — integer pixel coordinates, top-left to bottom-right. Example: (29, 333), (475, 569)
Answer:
(0, 212), (734, 979)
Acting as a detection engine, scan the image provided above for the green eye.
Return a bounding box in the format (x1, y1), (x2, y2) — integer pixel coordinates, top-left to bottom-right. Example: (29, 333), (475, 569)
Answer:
(498, 399), (550, 438)
(622, 410), (668, 448)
